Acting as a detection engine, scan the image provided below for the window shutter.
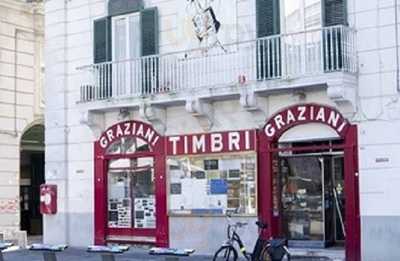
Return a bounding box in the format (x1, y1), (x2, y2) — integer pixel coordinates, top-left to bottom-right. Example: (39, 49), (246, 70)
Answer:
(256, 0), (280, 37)
(323, 0), (347, 26)
(93, 17), (111, 63)
(140, 7), (158, 56)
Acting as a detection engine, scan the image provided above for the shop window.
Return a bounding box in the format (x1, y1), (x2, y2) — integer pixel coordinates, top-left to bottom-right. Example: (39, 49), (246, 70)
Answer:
(107, 157), (156, 229)
(167, 153), (257, 216)
(106, 137), (151, 155)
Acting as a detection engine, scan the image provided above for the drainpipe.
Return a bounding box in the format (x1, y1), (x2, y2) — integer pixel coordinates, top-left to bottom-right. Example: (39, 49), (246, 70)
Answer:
(395, 0), (400, 92)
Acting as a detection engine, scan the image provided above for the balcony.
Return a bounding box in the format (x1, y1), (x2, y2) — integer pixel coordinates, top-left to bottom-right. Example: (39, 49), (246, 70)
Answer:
(78, 26), (357, 110)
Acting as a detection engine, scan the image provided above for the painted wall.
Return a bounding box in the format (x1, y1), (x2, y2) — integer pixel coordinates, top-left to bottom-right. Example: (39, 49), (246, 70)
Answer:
(0, 0), (44, 242)
(44, 0), (400, 259)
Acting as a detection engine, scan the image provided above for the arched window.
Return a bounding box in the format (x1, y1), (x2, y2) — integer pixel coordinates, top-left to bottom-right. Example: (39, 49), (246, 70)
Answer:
(106, 137), (152, 155)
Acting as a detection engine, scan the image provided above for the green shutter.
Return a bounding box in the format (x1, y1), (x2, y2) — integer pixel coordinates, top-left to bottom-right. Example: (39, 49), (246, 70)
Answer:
(256, 0), (280, 37)
(140, 8), (159, 94)
(140, 7), (158, 56)
(323, 0), (347, 26)
(93, 17), (111, 63)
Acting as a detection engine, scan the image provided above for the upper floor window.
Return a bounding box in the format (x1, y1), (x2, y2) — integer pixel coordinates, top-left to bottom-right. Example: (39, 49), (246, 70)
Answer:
(256, 0), (347, 37)
(282, 0), (322, 33)
(93, 0), (158, 64)
(112, 13), (141, 62)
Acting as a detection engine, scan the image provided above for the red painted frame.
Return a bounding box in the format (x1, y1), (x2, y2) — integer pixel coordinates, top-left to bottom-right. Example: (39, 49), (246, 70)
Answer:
(258, 104), (361, 261)
(94, 120), (168, 247)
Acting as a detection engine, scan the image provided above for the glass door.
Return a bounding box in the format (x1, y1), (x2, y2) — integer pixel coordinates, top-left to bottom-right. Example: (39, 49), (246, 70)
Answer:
(112, 13), (141, 96)
(280, 155), (325, 247)
(280, 154), (345, 248)
(107, 157), (156, 231)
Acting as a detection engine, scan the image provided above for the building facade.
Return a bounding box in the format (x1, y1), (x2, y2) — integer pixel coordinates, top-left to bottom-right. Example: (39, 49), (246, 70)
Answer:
(44, 0), (399, 260)
(0, 0), (44, 244)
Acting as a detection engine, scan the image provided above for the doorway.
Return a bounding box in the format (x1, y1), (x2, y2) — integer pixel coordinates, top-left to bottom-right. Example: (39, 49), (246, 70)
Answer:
(20, 124), (45, 239)
(279, 152), (345, 248)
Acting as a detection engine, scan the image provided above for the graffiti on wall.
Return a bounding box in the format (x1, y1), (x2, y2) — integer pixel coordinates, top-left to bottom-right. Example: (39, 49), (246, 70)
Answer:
(185, 0), (226, 52)
(0, 199), (18, 214)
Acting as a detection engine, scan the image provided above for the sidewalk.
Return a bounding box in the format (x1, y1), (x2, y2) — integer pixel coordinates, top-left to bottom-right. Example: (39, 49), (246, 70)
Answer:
(1, 247), (336, 261)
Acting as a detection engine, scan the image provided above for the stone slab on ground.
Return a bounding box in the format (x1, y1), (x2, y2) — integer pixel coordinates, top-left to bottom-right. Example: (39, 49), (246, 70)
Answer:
(1, 247), (342, 261)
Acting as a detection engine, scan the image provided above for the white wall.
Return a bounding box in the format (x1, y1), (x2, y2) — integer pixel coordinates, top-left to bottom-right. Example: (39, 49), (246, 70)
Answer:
(0, 0), (44, 241)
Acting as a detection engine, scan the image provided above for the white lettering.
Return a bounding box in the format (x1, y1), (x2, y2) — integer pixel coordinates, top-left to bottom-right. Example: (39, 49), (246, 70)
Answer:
(115, 124), (123, 138)
(184, 136), (189, 154)
(316, 107), (326, 122)
(245, 131), (251, 150)
(193, 135), (206, 153)
(228, 132), (240, 151)
(123, 122), (131, 135)
(100, 136), (108, 148)
(337, 121), (347, 133)
(211, 133), (223, 152)
(151, 135), (160, 147)
(265, 124), (276, 137)
(310, 106), (315, 120)
(169, 136), (180, 155)
(131, 123), (136, 135)
(144, 128), (155, 143)
(297, 106), (306, 121)
(274, 114), (285, 130)
(327, 110), (340, 127)
(286, 110), (296, 124)
(136, 124), (144, 137)
(106, 129), (114, 142)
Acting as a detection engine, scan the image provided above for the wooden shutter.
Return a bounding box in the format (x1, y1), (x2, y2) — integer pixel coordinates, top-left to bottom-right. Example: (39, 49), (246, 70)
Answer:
(93, 17), (111, 63)
(140, 7), (159, 56)
(323, 0), (347, 26)
(256, 0), (280, 37)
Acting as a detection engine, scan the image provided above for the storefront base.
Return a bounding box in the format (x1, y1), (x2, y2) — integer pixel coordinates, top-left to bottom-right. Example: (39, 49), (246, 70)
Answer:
(169, 216), (258, 255)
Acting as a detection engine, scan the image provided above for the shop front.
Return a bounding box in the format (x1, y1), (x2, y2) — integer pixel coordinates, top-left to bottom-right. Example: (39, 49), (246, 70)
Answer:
(92, 104), (360, 259)
(94, 120), (257, 248)
(258, 103), (361, 261)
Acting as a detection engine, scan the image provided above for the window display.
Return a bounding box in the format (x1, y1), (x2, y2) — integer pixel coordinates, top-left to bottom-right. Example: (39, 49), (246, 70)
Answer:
(107, 157), (156, 229)
(167, 153), (256, 215)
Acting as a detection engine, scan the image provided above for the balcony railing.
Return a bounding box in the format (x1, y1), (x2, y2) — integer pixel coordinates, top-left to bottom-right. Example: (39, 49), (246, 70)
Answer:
(78, 25), (356, 103)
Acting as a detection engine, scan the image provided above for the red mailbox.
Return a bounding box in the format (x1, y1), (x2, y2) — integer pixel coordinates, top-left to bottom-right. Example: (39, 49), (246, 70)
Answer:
(40, 184), (57, 215)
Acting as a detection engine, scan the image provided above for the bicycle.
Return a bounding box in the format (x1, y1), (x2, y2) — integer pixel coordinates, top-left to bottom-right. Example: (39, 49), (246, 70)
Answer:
(213, 215), (291, 261)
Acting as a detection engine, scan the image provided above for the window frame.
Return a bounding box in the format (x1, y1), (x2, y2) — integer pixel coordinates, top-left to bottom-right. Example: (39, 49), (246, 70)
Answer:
(111, 12), (142, 62)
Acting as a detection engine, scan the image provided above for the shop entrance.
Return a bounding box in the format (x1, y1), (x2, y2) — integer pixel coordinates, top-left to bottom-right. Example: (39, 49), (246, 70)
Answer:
(279, 151), (345, 248)
(94, 121), (168, 247)
(258, 104), (360, 261)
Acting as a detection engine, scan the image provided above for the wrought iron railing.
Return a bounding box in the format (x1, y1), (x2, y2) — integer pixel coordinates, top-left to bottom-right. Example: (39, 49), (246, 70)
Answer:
(78, 25), (356, 102)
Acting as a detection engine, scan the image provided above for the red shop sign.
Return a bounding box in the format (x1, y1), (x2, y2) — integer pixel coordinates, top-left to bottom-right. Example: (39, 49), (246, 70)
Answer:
(167, 130), (256, 156)
(263, 103), (349, 140)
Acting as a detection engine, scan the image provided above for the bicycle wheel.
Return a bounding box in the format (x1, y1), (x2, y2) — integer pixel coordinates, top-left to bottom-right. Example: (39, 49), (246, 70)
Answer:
(258, 246), (272, 261)
(213, 246), (238, 261)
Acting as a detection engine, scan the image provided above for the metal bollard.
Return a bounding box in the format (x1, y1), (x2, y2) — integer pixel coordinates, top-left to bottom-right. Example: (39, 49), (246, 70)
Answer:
(43, 252), (57, 261)
(100, 253), (115, 261)
(0, 251), (4, 261)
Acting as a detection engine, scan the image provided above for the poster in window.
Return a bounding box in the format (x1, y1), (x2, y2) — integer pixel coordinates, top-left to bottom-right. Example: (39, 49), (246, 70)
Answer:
(204, 159), (219, 170)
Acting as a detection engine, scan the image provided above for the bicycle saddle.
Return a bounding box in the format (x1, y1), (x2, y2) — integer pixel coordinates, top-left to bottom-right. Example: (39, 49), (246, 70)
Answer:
(269, 238), (288, 248)
(255, 221), (268, 229)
